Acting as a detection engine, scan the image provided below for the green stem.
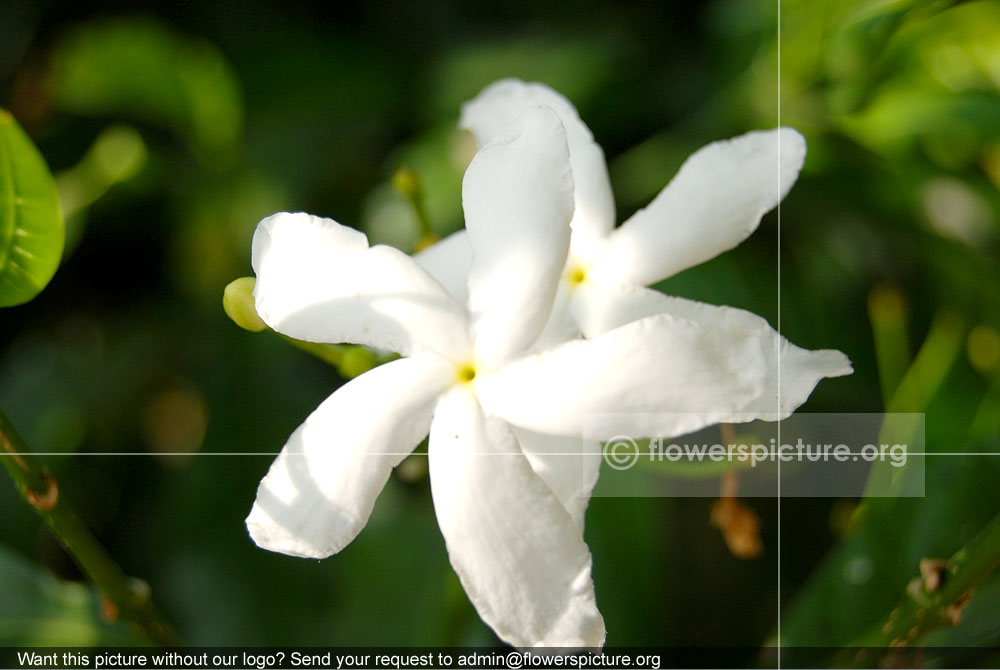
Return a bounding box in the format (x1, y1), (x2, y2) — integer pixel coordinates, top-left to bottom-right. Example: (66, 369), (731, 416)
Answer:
(280, 335), (397, 378)
(885, 309), (964, 415)
(867, 284), (910, 406)
(836, 512), (1000, 666)
(0, 408), (179, 645)
(391, 165), (437, 249)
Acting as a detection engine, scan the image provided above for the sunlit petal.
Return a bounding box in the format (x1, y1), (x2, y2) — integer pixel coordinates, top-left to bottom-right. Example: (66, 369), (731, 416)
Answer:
(463, 106), (574, 368)
(572, 283), (853, 416)
(477, 313), (772, 440)
(589, 128), (806, 287)
(246, 354), (455, 558)
(252, 212), (471, 359)
(461, 78), (615, 261)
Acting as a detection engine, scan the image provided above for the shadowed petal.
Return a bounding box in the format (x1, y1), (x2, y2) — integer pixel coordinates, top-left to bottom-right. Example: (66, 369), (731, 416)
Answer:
(413, 229), (471, 307)
(429, 387), (605, 648)
(512, 427), (601, 531)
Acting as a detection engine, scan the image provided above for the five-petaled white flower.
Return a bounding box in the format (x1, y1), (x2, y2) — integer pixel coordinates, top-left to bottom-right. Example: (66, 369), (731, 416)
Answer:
(244, 87), (851, 649)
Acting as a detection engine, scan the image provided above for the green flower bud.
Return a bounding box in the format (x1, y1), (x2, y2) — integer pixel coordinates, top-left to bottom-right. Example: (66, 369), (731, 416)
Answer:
(223, 277), (267, 332)
(391, 165), (422, 200)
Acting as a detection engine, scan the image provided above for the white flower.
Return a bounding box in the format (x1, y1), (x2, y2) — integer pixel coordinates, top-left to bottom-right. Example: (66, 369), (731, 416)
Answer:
(247, 107), (605, 648)
(244, 93), (851, 648)
(416, 79), (853, 417)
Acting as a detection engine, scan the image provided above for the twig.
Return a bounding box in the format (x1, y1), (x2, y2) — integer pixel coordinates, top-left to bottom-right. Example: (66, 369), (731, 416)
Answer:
(0, 407), (179, 645)
(835, 512), (1000, 666)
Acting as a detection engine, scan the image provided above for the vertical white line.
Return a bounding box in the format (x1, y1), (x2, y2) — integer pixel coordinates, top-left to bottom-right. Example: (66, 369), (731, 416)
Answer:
(776, 0), (783, 667)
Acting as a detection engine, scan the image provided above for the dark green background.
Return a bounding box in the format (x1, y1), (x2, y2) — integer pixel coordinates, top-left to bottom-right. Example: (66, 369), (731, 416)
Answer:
(1, 0), (999, 665)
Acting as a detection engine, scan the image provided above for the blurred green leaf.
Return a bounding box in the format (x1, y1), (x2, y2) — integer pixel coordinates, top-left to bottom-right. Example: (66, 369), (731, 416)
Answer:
(779, 456), (1000, 650)
(782, 304), (996, 653)
(0, 109), (64, 307)
(838, 512), (1000, 664)
(868, 284), (911, 405)
(0, 545), (140, 646)
(425, 35), (618, 122)
(923, 571), (1000, 649)
(828, 1), (1000, 163)
(56, 124), (147, 256)
(887, 310), (965, 415)
(2, 0), (998, 654)
(49, 19), (244, 162)
(56, 125), (147, 221)
(969, 372), (1000, 441)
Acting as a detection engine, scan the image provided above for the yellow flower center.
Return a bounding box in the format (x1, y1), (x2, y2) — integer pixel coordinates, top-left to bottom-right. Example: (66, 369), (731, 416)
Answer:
(566, 265), (587, 286)
(456, 363), (477, 383)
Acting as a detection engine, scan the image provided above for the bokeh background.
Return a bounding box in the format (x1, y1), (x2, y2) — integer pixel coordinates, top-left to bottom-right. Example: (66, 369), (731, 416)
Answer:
(2, 0), (999, 665)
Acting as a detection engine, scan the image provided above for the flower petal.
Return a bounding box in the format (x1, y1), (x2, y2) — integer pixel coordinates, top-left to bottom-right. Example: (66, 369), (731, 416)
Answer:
(252, 212), (471, 359)
(572, 283), (853, 416)
(463, 106), (574, 368)
(588, 128), (806, 288)
(476, 312), (774, 441)
(460, 79), (615, 262)
(429, 387), (605, 648)
(527, 281), (581, 353)
(246, 354), (455, 559)
(413, 229), (471, 307)
(512, 427), (601, 531)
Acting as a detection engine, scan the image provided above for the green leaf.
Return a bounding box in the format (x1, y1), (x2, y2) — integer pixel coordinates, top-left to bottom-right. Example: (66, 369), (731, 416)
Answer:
(0, 110), (65, 308)
(48, 18), (244, 162)
(0, 544), (141, 646)
(779, 456), (1000, 649)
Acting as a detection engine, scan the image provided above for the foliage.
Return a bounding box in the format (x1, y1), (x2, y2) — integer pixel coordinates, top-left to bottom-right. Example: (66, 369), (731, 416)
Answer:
(0, 111), (63, 307)
(0, 0), (998, 664)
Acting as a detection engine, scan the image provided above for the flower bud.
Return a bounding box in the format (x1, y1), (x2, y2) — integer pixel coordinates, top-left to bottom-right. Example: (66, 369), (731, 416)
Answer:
(391, 165), (422, 200)
(223, 277), (267, 332)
